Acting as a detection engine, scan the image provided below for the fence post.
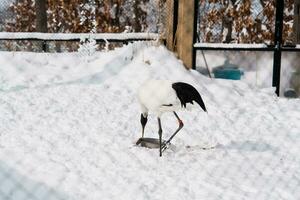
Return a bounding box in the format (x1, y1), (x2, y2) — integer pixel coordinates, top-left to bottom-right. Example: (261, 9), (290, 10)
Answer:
(176, 0), (196, 69)
(165, 0), (178, 51)
(42, 40), (47, 52)
(192, 0), (199, 69)
(36, 0), (48, 52)
(272, 0), (284, 96)
(294, 0), (300, 44)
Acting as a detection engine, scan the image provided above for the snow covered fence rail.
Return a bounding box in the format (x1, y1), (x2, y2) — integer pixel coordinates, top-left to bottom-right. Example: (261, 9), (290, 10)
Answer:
(0, 32), (160, 43)
(0, 32), (161, 52)
(194, 43), (300, 52)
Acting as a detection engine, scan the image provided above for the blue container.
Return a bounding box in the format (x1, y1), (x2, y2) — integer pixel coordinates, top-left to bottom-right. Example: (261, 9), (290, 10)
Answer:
(213, 60), (243, 80)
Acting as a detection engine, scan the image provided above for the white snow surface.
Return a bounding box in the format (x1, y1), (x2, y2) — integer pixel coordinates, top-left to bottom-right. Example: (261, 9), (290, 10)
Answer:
(0, 42), (300, 200)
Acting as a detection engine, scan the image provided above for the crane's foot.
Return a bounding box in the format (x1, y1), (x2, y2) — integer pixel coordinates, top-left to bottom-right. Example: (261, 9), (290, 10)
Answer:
(161, 141), (171, 152)
(135, 138), (143, 145)
(136, 137), (166, 149)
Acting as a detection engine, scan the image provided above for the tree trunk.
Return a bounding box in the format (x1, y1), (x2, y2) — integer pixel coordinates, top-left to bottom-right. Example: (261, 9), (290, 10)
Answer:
(35, 0), (48, 33)
(223, 17), (233, 43)
(133, 0), (142, 32)
(35, 0), (48, 52)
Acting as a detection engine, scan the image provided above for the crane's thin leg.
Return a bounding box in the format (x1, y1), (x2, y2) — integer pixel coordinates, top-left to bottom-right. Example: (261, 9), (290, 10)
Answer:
(136, 113), (148, 145)
(158, 117), (163, 157)
(141, 127), (145, 138)
(162, 112), (184, 151)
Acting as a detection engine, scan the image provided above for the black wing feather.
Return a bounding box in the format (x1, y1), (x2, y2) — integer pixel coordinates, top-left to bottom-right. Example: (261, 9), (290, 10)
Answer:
(172, 82), (207, 112)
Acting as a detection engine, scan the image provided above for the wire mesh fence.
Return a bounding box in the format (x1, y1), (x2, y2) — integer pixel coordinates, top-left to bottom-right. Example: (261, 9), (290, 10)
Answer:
(195, 0), (300, 97)
(0, 161), (66, 200)
(0, 0), (300, 200)
(196, 49), (300, 97)
(0, 0), (168, 52)
(196, 0), (295, 45)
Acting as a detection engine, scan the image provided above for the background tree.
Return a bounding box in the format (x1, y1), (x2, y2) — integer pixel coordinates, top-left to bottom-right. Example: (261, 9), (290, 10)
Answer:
(3, 0), (163, 51)
(198, 0), (294, 44)
(5, 0), (156, 33)
(5, 0), (36, 32)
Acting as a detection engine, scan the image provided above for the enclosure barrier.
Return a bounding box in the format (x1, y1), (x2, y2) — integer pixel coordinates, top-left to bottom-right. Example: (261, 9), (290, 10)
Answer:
(164, 0), (300, 96)
(192, 0), (300, 96)
(0, 32), (161, 52)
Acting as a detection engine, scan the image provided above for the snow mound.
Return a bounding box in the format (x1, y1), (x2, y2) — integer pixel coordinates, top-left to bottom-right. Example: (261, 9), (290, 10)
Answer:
(0, 42), (299, 200)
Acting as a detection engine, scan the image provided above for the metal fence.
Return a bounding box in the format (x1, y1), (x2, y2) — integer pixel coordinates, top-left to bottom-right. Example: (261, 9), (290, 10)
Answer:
(193, 0), (300, 97)
(0, 0), (167, 52)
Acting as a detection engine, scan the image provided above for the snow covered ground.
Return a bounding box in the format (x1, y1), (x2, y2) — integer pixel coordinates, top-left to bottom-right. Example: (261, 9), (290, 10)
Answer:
(0, 42), (299, 200)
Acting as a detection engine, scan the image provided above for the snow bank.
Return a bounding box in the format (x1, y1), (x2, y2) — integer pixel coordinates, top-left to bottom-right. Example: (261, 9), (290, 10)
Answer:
(0, 42), (299, 200)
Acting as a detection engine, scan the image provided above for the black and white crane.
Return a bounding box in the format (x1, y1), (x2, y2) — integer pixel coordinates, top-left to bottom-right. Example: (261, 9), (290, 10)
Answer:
(136, 79), (207, 156)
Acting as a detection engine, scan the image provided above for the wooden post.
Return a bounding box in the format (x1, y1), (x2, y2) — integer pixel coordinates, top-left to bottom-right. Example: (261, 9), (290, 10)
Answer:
(35, 0), (48, 33)
(293, 0), (300, 94)
(166, 0), (178, 51)
(35, 0), (48, 52)
(176, 0), (196, 69)
(294, 0), (300, 44)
